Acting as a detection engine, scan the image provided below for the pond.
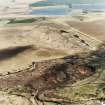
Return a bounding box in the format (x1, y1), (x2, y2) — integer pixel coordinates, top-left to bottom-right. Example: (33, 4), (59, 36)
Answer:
(29, 1), (105, 16)
(29, 6), (70, 16)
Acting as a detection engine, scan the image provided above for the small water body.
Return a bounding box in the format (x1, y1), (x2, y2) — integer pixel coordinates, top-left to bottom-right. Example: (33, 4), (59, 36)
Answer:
(46, 0), (105, 4)
(72, 4), (105, 10)
(29, 3), (105, 15)
(29, 6), (70, 16)
(29, 0), (105, 15)
(0, 0), (105, 16)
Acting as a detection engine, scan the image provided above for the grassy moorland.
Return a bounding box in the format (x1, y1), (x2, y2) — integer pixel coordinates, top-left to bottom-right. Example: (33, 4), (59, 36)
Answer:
(8, 18), (37, 24)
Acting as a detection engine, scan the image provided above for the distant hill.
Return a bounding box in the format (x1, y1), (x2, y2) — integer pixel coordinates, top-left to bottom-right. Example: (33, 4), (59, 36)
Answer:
(30, 1), (57, 7)
(30, 0), (105, 7)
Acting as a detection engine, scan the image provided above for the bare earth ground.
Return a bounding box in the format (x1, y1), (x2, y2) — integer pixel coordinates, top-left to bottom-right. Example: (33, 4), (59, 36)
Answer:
(67, 19), (105, 42)
(0, 11), (105, 105)
(0, 18), (102, 74)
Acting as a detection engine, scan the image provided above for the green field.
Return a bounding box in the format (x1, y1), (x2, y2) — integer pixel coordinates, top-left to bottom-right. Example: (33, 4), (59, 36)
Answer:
(8, 18), (36, 24)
